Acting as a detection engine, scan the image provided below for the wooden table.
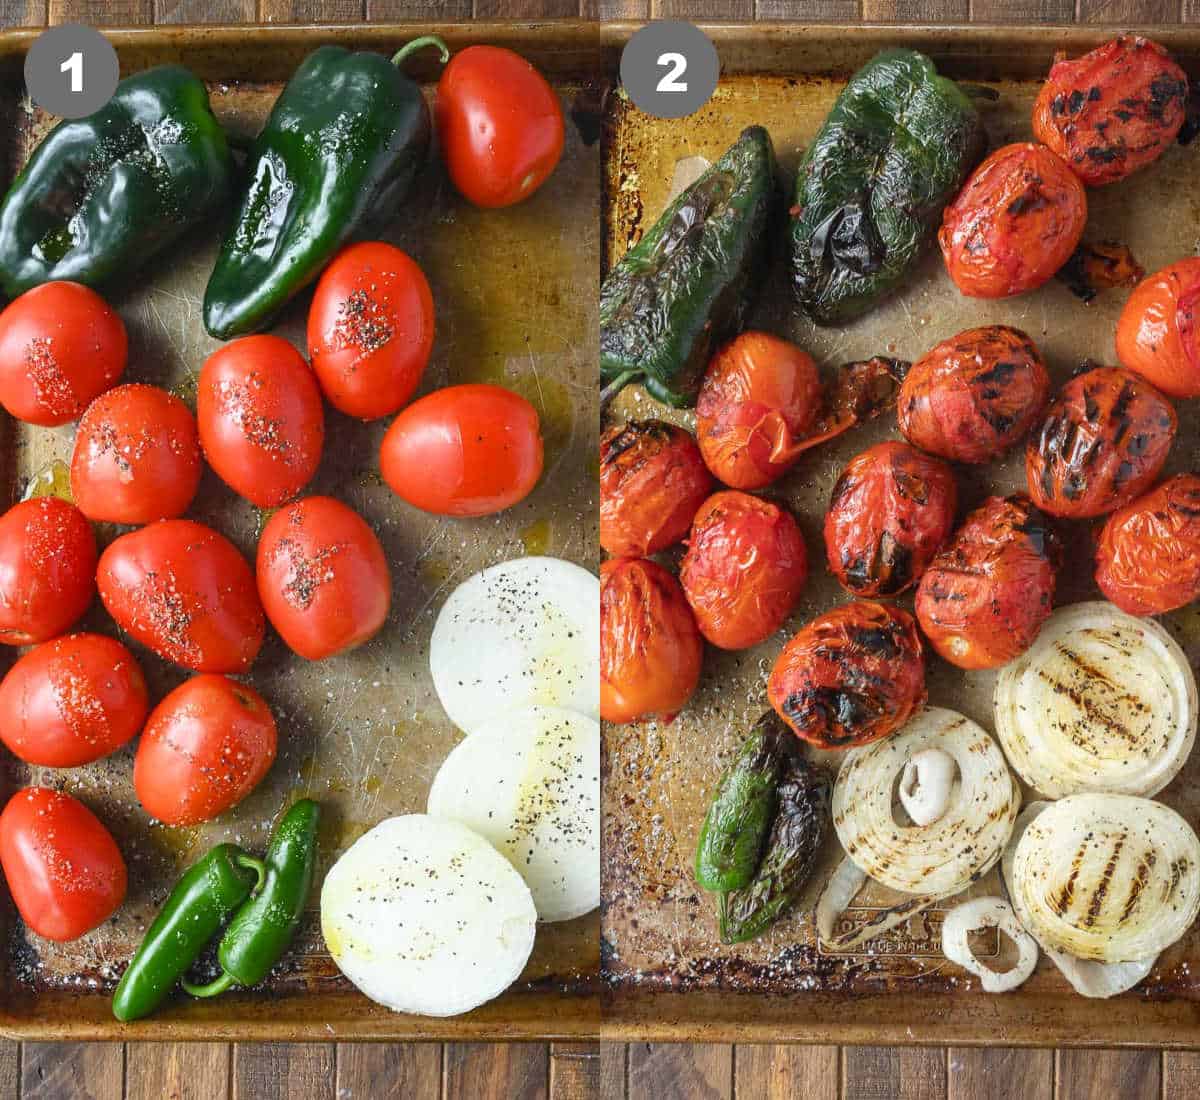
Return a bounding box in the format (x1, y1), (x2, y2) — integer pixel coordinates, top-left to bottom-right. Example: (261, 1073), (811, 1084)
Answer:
(1, 1), (1199, 1098)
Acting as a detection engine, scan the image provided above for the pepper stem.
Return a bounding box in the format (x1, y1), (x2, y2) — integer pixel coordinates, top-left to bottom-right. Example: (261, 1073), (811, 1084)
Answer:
(600, 371), (637, 414)
(392, 36), (450, 69)
(182, 971), (237, 999)
(235, 853), (268, 894)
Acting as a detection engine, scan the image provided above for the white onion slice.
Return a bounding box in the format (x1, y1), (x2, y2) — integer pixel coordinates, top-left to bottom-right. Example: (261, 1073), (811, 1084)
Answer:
(942, 897), (1038, 993)
(814, 855), (938, 951)
(994, 602), (1196, 798)
(833, 707), (1019, 896)
(899, 749), (956, 826)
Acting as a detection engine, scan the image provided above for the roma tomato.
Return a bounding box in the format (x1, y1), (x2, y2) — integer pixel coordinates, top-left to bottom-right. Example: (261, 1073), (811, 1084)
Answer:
(1096, 475), (1200, 616)
(916, 494), (1059, 670)
(307, 242), (434, 420)
(767, 601), (926, 750)
(71, 383), (202, 524)
(380, 383), (543, 517)
(256, 496), (391, 661)
(824, 442), (957, 597)
(600, 557), (703, 724)
(0, 281), (125, 427)
(0, 634), (147, 768)
(1026, 365), (1176, 519)
(0, 787), (126, 942)
(97, 519), (264, 673)
(939, 143), (1087, 298)
(134, 675), (276, 826)
(436, 46), (564, 208)
(0, 497), (96, 646)
(600, 420), (712, 557)
(1116, 258), (1200, 398)
(198, 335), (324, 508)
(680, 491), (808, 650)
(898, 326), (1051, 463)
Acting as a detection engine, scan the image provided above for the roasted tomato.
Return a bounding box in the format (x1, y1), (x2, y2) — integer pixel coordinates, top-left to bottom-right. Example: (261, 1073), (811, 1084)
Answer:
(600, 420), (713, 557)
(1026, 365), (1176, 519)
(0, 497), (96, 646)
(897, 326), (1051, 463)
(1096, 474), (1200, 615)
(600, 557), (703, 724)
(0, 634), (147, 768)
(915, 494), (1058, 670)
(939, 143), (1087, 299)
(1032, 36), (1187, 187)
(679, 491), (808, 650)
(767, 600), (925, 750)
(1116, 258), (1200, 398)
(823, 442), (957, 597)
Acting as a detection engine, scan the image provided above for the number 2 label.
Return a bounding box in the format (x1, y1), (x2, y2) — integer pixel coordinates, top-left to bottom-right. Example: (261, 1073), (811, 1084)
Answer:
(656, 52), (688, 93)
(60, 51), (83, 93)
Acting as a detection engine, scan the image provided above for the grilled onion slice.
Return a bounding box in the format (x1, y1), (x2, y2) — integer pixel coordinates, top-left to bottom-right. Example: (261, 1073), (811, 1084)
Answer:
(833, 707), (1019, 896)
(1009, 793), (1200, 963)
(994, 602), (1196, 798)
(942, 897), (1038, 993)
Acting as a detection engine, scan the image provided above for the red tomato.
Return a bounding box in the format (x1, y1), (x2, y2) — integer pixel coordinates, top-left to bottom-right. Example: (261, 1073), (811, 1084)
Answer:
(0, 787), (126, 942)
(0, 497), (96, 646)
(256, 496), (391, 661)
(198, 335), (325, 509)
(380, 383), (543, 517)
(680, 491), (808, 651)
(97, 519), (264, 673)
(1116, 258), (1200, 398)
(307, 242), (435, 421)
(600, 419), (713, 557)
(436, 45), (564, 208)
(70, 383), (202, 524)
(0, 634), (147, 768)
(134, 675), (276, 826)
(0, 282), (126, 427)
(600, 557), (703, 725)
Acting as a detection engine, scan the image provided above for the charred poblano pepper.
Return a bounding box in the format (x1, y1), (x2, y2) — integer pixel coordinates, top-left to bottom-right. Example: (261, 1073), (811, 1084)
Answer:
(600, 125), (775, 409)
(790, 49), (986, 325)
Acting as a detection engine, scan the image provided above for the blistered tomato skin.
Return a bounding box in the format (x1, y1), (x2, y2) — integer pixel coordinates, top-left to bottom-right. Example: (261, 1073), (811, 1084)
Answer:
(1026, 365), (1176, 519)
(679, 491), (808, 651)
(767, 601), (926, 750)
(600, 557), (703, 725)
(1032, 36), (1188, 187)
(1116, 258), (1200, 398)
(824, 442), (957, 598)
(939, 143), (1087, 299)
(916, 494), (1058, 670)
(898, 326), (1051, 463)
(1096, 475), (1200, 616)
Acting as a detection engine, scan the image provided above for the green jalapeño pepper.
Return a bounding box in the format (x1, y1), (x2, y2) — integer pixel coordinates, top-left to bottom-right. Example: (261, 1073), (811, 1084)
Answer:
(203, 39), (440, 339)
(600, 125), (775, 409)
(0, 65), (232, 298)
(790, 49), (985, 325)
(184, 799), (320, 998)
(112, 843), (265, 1022)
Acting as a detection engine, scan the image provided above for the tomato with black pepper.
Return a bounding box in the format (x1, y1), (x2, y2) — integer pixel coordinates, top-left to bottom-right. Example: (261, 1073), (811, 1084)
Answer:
(1116, 258), (1200, 398)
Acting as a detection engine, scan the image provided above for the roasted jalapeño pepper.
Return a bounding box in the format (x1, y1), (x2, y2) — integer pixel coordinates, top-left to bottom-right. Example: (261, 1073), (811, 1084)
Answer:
(599, 125), (775, 409)
(203, 39), (440, 339)
(0, 66), (232, 298)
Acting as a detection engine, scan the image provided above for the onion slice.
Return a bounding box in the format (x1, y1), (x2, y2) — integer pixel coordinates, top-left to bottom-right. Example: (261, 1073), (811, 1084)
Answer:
(994, 602), (1197, 798)
(814, 855), (939, 952)
(942, 897), (1038, 993)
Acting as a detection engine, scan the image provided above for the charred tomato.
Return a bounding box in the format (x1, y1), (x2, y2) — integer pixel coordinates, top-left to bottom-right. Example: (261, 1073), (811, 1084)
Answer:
(1116, 258), (1200, 398)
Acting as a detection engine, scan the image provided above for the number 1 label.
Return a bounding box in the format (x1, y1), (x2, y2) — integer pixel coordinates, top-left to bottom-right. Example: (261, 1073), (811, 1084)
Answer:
(60, 51), (83, 93)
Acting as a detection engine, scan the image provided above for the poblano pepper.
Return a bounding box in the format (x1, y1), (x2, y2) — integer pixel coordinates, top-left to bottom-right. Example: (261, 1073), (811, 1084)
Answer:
(790, 49), (986, 325)
(203, 38), (440, 339)
(599, 125), (775, 409)
(0, 65), (232, 298)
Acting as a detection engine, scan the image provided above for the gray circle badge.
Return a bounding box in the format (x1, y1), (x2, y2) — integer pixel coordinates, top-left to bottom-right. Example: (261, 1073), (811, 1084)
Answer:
(25, 25), (119, 120)
(620, 21), (719, 120)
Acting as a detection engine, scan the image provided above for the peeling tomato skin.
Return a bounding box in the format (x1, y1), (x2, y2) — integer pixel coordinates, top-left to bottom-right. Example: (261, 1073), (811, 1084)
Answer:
(915, 494), (1059, 671)
(898, 326), (1051, 463)
(1096, 474), (1200, 616)
(939, 142), (1087, 299)
(767, 600), (926, 750)
(824, 442), (957, 598)
(1025, 365), (1176, 519)
(599, 420), (713, 557)
(1033, 36), (1188, 187)
(600, 557), (703, 725)
(1116, 258), (1200, 398)
(679, 491), (808, 651)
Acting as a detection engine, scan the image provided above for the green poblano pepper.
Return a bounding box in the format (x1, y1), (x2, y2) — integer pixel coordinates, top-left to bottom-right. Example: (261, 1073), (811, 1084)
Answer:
(790, 49), (986, 325)
(0, 65), (232, 298)
(600, 125), (775, 409)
